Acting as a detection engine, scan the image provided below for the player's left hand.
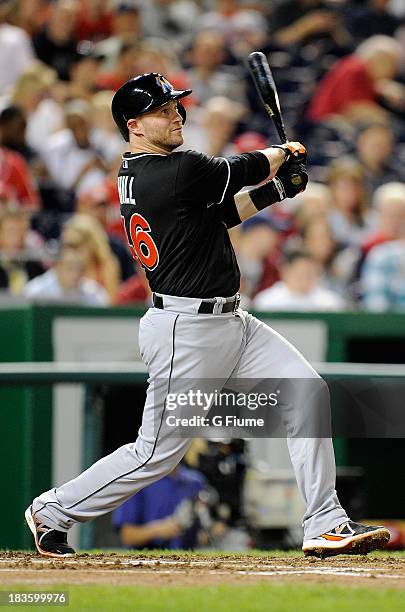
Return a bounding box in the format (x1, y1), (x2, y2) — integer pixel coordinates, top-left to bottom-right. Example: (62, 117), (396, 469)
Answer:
(272, 142), (307, 164)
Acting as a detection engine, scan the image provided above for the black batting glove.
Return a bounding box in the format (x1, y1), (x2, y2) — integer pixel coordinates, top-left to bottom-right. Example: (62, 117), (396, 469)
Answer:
(249, 160), (308, 210)
(273, 161), (308, 199)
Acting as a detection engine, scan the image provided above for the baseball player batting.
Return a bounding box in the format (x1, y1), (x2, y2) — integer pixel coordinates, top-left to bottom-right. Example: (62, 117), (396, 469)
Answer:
(25, 73), (390, 558)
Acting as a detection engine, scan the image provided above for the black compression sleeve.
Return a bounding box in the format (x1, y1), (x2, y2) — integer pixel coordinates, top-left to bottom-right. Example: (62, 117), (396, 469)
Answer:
(226, 151), (270, 195)
(250, 178), (285, 210)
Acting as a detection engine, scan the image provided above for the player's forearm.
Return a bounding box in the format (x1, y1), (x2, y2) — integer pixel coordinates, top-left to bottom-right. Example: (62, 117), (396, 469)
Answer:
(256, 143), (306, 181)
(222, 180), (283, 229)
(257, 147), (286, 178)
(233, 190), (256, 222)
(233, 157), (308, 223)
(234, 180), (285, 222)
(223, 143), (303, 199)
(224, 148), (285, 201)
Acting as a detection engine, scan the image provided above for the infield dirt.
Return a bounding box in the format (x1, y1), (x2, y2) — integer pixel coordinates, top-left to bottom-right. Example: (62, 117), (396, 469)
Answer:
(1, 552), (405, 589)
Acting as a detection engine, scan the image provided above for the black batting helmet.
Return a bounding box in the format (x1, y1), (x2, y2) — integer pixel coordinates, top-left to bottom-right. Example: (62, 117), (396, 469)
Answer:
(111, 73), (192, 142)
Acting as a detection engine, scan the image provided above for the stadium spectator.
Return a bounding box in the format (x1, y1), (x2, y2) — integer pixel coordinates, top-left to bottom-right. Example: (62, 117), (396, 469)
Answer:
(141, 0), (200, 48)
(112, 464), (206, 550)
(327, 157), (375, 247)
(232, 131), (268, 155)
(9, 0), (51, 35)
(23, 246), (108, 305)
(293, 182), (333, 229)
(198, 1), (268, 57)
(253, 249), (345, 312)
(185, 30), (247, 106)
(227, 10), (269, 58)
(390, 0), (405, 18)
(301, 216), (337, 272)
(354, 121), (404, 195)
(97, 41), (139, 91)
(362, 182), (405, 254)
(307, 35), (404, 122)
(300, 215), (349, 295)
(90, 90), (125, 164)
(0, 105), (36, 163)
(61, 213), (120, 303)
(237, 216), (281, 306)
(269, 0), (350, 48)
(287, 197), (358, 296)
(344, 0), (403, 44)
(184, 96), (245, 156)
(74, 153), (125, 245)
(67, 41), (105, 101)
(32, 0), (79, 81)
(41, 99), (108, 195)
(0, 0), (34, 94)
(10, 62), (64, 155)
(75, 171), (121, 238)
(0, 144), (40, 211)
(95, 0), (142, 71)
(74, 0), (113, 42)
(272, 181), (332, 237)
(354, 181), (405, 286)
(116, 269), (150, 305)
(76, 184), (135, 281)
(0, 206), (44, 295)
(361, 182), (405, 312)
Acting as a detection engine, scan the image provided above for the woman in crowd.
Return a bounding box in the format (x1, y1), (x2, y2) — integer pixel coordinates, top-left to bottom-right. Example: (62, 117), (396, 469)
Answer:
(327, 157), (375, 247)
(61, 212), (120, 303)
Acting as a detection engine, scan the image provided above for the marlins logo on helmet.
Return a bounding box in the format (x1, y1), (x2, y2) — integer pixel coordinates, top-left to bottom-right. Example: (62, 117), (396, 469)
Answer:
(155, 75), (173, 94)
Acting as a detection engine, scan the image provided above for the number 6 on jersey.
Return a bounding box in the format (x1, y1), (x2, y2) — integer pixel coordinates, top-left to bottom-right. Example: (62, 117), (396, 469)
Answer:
(125, 212), (159, 271)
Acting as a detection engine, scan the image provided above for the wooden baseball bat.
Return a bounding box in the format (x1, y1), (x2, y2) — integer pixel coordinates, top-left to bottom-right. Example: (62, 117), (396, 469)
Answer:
(247, 51), (288, 144)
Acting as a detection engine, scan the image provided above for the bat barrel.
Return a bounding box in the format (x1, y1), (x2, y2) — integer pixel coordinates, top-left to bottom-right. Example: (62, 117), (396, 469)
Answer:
(247, 51), (288, 144)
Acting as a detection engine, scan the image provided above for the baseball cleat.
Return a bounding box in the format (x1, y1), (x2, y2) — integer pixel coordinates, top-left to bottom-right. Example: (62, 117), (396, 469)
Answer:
(25, 505), (75, 558)
(302, 521), (390, 557)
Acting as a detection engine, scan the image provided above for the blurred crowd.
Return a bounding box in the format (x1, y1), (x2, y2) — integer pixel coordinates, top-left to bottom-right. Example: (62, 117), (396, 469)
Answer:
(1, 0), (405, 312)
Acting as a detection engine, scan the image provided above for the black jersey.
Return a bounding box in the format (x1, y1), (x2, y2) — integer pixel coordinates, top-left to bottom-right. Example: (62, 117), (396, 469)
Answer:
(118, 149), (269, 298)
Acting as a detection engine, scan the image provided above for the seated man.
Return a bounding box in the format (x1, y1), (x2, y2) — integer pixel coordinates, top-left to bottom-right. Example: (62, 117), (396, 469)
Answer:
(253, 248), (345, 312)
(112, 464), (206, 550)
(307, 35), (403, 122)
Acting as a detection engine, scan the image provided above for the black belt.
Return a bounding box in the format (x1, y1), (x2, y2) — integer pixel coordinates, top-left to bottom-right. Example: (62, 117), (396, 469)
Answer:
(152, 294), (240, 314)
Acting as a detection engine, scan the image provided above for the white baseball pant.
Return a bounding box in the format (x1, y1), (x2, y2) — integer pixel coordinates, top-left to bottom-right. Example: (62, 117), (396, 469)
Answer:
(32, 295), (348, 540)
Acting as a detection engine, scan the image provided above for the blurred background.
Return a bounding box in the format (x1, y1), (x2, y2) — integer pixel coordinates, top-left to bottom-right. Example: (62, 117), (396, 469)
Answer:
(1, 0), (405, 553)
